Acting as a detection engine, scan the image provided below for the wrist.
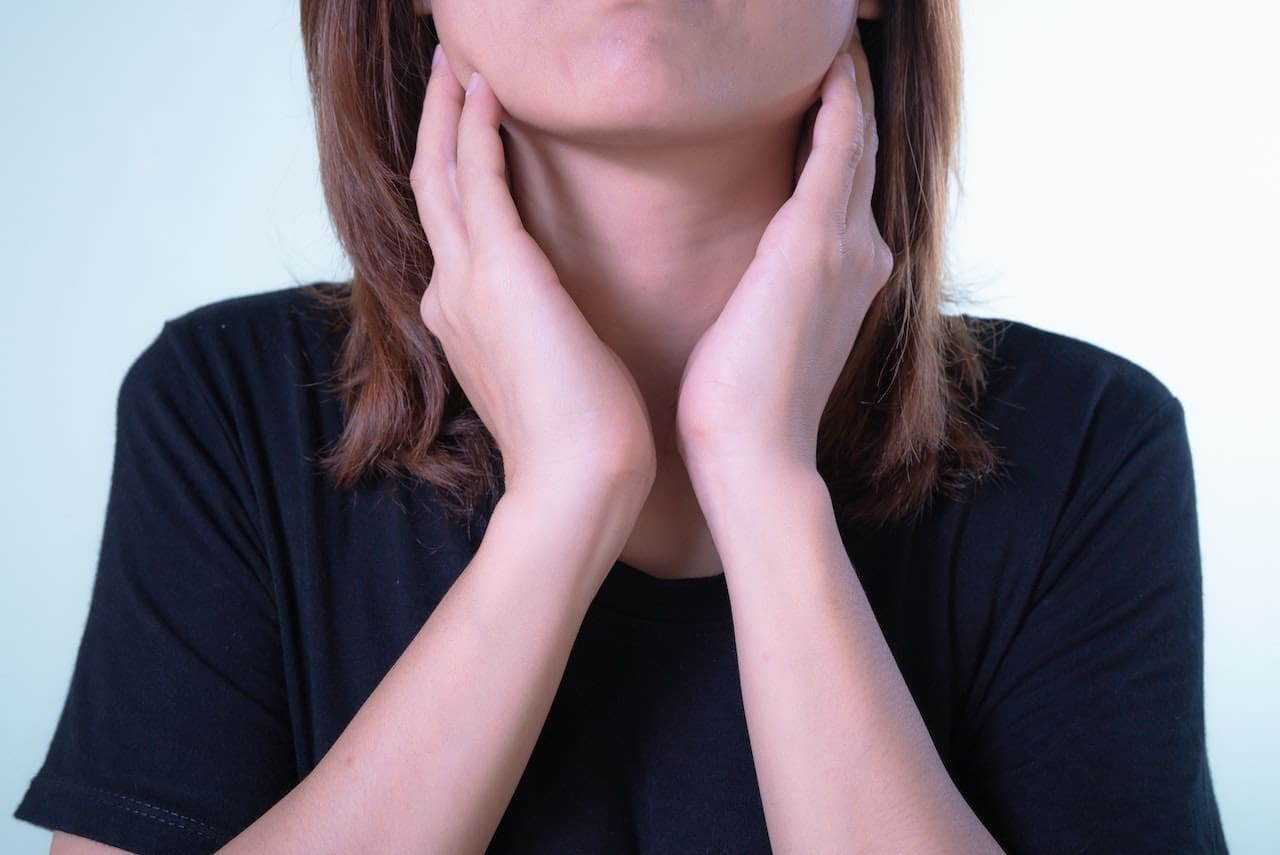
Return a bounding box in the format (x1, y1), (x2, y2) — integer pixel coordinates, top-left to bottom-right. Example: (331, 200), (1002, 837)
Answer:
(496, 465), (652, 575)
(684, 443), (819, 500)
(687, 450), (827, 530)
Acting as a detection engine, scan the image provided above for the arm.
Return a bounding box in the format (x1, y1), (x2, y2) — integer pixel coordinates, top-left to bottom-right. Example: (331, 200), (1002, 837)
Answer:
(689, 395), (1226, 853)
(226, 465), (648, 854)
(667, 36), (998, 850)
(52, 465), (652, 855)
(44, 42), (661, 853)
(693, 460), (1002, 855)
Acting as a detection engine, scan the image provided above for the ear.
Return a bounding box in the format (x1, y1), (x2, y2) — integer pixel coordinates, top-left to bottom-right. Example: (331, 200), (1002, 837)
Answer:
(412, 0), (431, 15)
(856, 0), (885, 19)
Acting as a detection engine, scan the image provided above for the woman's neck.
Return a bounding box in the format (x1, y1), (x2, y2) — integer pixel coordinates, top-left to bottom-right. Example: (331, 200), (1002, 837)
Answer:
(502, 111), (804, 454)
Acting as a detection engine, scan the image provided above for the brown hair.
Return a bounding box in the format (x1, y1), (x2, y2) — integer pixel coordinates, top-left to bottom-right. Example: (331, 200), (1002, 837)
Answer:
(298, 0), (1003, 530)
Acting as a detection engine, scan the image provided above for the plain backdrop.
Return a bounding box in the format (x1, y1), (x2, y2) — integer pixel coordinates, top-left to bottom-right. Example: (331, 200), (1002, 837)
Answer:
(2, 1), (1276, 852)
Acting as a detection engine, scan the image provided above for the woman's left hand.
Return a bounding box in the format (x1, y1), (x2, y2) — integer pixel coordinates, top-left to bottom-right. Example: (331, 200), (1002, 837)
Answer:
(675, 32), (891, 475)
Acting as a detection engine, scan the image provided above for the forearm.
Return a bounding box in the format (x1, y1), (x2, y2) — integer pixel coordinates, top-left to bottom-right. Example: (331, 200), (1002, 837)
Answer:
(694, 461), (1002, 854)
(218, 468), (651, 855)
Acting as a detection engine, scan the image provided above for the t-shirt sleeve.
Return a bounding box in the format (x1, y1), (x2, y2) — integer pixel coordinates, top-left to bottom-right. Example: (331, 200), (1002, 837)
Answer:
(955, 392), (1228, 853)
(14, 322), (297, 855)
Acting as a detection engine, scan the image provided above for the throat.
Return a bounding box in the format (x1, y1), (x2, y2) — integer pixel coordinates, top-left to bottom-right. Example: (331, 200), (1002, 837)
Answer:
(617, 455), (723, 581)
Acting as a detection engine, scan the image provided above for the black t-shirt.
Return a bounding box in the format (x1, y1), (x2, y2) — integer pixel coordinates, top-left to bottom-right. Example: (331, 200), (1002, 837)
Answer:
(15, 283), (1228, 854)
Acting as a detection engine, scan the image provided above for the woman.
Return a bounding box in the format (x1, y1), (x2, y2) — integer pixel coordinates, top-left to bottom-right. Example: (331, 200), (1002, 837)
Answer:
(16, 0), (1227, 852)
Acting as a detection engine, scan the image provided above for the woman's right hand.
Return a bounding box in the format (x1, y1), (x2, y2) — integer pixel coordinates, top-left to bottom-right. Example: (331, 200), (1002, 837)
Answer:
(410, 46), (656, 494)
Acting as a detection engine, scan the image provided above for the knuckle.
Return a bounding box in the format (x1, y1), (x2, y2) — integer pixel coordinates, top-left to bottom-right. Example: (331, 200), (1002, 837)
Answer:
(833, 235), (854, 271)
(437, 281), (466, 327)
(409, 160), (429, 190)
(871, 239), (895, 283)
(822, 231), (848, 279)
(845, 112), (867, 165)
(409, 156), (440, 196)
(420, 273), (460, 332)
(840, 137), (865, 176)
(419, 286), (441, 331)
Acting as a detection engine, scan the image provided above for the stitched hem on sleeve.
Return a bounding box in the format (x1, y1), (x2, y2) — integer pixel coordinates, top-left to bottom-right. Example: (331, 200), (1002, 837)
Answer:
(14, 775), (229, 855)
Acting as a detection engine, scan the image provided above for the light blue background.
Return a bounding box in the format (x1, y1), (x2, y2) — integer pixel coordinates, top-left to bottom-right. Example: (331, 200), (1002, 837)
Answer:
(2, 1), (1275, 852)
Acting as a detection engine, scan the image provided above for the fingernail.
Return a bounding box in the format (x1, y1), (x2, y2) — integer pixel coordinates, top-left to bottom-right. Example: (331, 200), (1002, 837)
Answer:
(432, 43), (443, 70)
(465, 71), (480, 96)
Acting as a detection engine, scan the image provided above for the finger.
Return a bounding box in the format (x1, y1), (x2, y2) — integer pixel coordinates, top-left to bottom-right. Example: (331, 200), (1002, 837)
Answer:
(455, 70), (526, 253)
(791, 51), (864, 229)
(848, 24), (877, 119)
(846, 36), (879, 222)
(410, 45), (467, 269)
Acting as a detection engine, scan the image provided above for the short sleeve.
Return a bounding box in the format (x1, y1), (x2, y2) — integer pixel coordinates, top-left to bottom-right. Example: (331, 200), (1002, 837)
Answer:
(954, 395), (1229, 853)
(14, 322), (296, 855)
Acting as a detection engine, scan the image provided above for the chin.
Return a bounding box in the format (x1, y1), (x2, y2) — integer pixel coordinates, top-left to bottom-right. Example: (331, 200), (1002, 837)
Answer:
(499, 73), (762, 148)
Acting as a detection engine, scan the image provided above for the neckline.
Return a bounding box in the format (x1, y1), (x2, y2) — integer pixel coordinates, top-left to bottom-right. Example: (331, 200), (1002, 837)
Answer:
(590, 559), (733, 625)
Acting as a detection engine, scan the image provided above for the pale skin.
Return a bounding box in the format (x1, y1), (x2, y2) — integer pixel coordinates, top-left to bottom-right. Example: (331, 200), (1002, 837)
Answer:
(53, 0), (1006, 852)
(414, 4), (1005, 848)
(421, 0), (894, 582)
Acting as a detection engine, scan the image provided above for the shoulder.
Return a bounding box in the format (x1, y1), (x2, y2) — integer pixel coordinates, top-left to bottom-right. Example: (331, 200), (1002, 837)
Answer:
(125, 281), (347, 407)
(156, 280), (346, 364)
(116, 282), (351, 481)
(945, 315), (1193, 577)
(961, 314), (1183, 465)
(901, 318), (1203, 691)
